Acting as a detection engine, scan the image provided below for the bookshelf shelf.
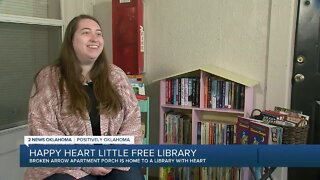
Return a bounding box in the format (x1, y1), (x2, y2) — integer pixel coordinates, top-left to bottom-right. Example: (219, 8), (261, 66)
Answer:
(162, 104), (245, 114)
(157, 67), (258, 145)
(156, 66), (259, 179)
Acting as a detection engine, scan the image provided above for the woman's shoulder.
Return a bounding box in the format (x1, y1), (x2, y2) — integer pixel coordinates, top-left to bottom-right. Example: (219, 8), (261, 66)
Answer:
(35, 65), (60, 83)
(109, 64), (126, 75)
(108, 64), (127, 80)
(108, 64), (130, 87)
(31, 65), (60, 97)
(37, 65), (59, 75)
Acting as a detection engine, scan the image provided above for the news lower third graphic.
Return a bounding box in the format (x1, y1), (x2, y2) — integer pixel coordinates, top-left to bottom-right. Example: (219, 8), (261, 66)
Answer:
(20, 136), (320, 167)
(24, 135), (135, 145)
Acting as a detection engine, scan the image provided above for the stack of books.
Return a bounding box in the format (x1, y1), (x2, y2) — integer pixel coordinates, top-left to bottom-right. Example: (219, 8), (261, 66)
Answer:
(260, 107), (309, 127)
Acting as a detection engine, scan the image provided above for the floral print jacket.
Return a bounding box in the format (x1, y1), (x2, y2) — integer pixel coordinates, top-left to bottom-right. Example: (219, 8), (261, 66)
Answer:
(24, 64), (141, 180)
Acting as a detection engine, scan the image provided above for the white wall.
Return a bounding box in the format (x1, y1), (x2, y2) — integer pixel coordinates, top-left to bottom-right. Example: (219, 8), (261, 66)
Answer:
(94, 0), (113, 63)
(145, 0), (269, 103)
(0, 126), (27, 180)
(143, 0), (297, 109)
(61, 0), (94, 27)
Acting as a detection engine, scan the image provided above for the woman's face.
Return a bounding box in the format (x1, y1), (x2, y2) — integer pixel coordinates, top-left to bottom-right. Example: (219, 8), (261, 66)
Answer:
(72, 18), (104, 66)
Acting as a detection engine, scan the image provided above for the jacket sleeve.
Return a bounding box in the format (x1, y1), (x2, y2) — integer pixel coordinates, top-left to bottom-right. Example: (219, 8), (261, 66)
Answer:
(108, 66), (142, 172)
(113, 66), (142, 145)
(28, 70), (65, 136)
(25, 68), (91, 180)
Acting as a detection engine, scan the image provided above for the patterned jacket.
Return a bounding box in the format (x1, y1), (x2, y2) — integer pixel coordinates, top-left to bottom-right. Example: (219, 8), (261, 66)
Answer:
(24, 64), (142, 180)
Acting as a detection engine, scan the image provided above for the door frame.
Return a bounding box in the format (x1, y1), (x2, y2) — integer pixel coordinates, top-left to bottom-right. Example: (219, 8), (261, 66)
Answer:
(264, 1), (299, 180)
(265, 1), (298, 112)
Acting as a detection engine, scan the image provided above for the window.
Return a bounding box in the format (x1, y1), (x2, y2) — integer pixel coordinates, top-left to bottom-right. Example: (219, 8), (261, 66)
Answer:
(0, 0), (61, 19)
(0, 0), (63, 130)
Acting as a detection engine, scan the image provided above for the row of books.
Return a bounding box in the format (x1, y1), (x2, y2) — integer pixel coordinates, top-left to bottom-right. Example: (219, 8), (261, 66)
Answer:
(204, 77), (245, 110)
(165, 78), (201, 107)
(159, 167), (240, 180)
(260, 107), (309, 127)
(160, 167), (195, 180)
(237, 116), (283, 145)
(164, 112), (192, 144)
(197, 121), (237, 145)
(199, 167), (240, 180)
(164, 112), (284, 145)
(164, 77), (245, 110)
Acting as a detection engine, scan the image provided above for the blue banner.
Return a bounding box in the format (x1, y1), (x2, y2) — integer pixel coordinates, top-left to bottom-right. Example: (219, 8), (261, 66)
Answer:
(20, 144), (320, 167)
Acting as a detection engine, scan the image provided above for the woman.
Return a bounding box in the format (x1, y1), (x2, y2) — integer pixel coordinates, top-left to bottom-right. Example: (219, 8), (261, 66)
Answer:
(24, 14), (144, 180)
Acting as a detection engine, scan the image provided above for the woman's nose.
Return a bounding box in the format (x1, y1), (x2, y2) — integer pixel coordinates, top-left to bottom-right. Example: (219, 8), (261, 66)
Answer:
(90, 34), (98, 42)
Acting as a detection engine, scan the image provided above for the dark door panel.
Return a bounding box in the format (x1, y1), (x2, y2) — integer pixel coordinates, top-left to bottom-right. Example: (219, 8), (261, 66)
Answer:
(289, 0), (320, 179)
(312, 101), (320, 143)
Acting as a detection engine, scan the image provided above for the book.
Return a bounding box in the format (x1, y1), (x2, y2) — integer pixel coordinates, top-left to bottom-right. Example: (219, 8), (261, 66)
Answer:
(249, 121), (282, 144)
(236, 117), (251, 144)
(211, 79), (218, 109)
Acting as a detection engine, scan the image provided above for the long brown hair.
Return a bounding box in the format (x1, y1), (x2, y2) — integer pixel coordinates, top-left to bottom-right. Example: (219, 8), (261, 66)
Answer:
(55, 14), (122, 118)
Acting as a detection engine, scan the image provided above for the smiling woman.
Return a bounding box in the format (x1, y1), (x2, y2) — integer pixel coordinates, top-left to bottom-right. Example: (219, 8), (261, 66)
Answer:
(72, 19), (104, 70)
(24, 14), (144, 180)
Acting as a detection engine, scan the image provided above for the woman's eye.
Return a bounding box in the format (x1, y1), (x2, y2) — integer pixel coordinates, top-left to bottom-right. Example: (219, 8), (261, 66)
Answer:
(82, 31), (89, 35)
